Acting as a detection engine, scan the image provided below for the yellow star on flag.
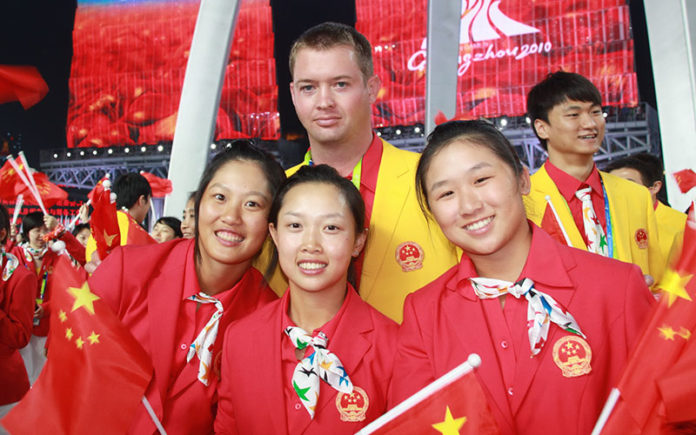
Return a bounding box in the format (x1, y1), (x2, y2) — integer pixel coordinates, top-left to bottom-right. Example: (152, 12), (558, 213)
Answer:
(58, 310), (67, 322)
(87, 331), (100, 344)
(75, 337), (85, 349)
(658, 325), (677, 340)
(432, 406), (467, 435)
(103, 230), (117, 246)
(658, 268), (693, 307)
(65, 327), (74, 340)
(68, 282), (100, 315)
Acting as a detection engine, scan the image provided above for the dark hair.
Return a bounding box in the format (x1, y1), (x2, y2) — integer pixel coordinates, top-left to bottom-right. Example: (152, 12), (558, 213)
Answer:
(527, 71), (603, 150)
(155, 216), (183, 238)
(194, 139), (286, 262)
(113, 172), (152, 210)
(71, 223), (90, 236)
(416, 120), (525, 216)
(602, 152), (667, 203)
(268, 164), (366, 287)
(289, 22), (374, 81)
(0, 204), (9, 245)
(21, 211), (45, 241)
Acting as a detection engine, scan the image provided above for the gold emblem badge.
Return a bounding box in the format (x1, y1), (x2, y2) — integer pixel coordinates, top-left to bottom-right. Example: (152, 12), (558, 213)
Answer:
(336, 386), (369, 422)
(552, 335), (592, 378)
(634, 228), (648, 249)
(395, 241), (424, 272)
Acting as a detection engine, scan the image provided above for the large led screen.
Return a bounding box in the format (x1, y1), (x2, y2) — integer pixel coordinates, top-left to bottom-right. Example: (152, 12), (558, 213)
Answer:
(68, 0), (637, 147)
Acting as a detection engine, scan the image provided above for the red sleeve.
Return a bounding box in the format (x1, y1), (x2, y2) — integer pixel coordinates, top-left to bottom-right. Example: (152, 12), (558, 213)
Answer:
(88, 246), (126, 316)
(214, 326), (240, 435)
(60, 231), (86, 266)
(0, 268), (36, 349)
(388, 293), (436, 408)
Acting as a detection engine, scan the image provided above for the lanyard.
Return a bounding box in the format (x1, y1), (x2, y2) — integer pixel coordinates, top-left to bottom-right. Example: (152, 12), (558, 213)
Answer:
(601, 180), (614, 259)
(303, 149), (362, 191)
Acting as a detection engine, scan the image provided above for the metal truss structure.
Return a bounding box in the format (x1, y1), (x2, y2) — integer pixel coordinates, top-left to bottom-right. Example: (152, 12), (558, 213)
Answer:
(39, 105), (660, 190)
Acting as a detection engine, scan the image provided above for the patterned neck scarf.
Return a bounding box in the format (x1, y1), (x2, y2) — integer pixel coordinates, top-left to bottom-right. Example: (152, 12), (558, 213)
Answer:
(575, 187), (609, 256)
(284, 326), (353, 419)
(23, 243), (47, 262)
(469, 277), (585, 356)
(186, 292), (223, 385)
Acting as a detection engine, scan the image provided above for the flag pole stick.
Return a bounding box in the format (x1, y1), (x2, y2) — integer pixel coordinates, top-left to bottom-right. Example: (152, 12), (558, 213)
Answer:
(141, 396), (168, 435)
(18, 151), (47, 214)
(11, 193), (24, 226)
(545, 195), (572, 246)
(7, 157), (46, 214)
(67, 199), (91, 231)
(591, 388), (620, 435)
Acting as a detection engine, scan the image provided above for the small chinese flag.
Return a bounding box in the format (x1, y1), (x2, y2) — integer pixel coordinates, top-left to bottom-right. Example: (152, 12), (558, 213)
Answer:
(90, 180), (121, 260)
(0, 65), (49, 109)
(540, 204), (570, 246)
(595, 210), (696, 434)
(19, 171), (68, 209)
(673, 169), (696, 194)
(357, 355), (500, 435)
(140, 171), (173, 198)
(0, 158), (24, 201)
(1, 254), (152, 435)
(87, 175), (110, 203)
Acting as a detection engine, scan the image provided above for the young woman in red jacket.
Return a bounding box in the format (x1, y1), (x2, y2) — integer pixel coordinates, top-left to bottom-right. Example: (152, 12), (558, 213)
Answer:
(0, 204), (36, 420)
(88, 140), (285, 434)
(389, 120), (654, 435)
(215, 164), (398, 434)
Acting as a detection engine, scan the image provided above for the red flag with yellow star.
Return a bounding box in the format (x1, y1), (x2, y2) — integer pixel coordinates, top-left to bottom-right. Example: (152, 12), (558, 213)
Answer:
(1, 254), (152, 435)
(595, 212), (696, 434)
(357, 355), (500, 435)
(90, 179), (121, 261)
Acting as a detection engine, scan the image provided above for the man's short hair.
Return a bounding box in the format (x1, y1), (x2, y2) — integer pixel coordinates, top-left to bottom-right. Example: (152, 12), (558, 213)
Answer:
(527, 71), (603, 150)
(289, 22), (374, 81)
(603, 153), (663, 187)
(113, 172), (152, 210)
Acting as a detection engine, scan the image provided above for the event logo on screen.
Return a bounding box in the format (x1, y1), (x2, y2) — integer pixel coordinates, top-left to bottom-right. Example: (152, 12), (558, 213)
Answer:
(408, 0), (551, 75)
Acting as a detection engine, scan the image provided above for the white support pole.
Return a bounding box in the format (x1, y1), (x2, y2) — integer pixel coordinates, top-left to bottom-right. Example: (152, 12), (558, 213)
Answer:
(644, 0), (696, 212)
(164, 0), (241, 216)
(424, 0), (462, 136)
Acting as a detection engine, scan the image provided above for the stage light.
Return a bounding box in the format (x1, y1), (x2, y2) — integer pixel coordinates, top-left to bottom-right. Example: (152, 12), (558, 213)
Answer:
(395, 129), (402, 135)
(376, 131), (382, 137)
(210, 143), (216, 150)
(603, 112), (608, 118)
(66, 152), (72, 157)
(107, 149), (113, 155)
(92, 150), (98, 155)
(79, 150), (85, 156)
(140, 146), (147, 152)
(499, 117), (508, 127)
(157, 145), (164, 152)
(124, 147), (130, 153)
(414, 126), (421, 134)
(525, 116), (531, 124)
(53, 153), (58, 159)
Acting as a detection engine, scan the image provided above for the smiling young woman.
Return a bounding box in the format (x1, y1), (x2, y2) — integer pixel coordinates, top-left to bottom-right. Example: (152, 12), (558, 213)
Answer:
(215, 165), (398, 434)
(88, 140), (285, 434)
(390, 120), (655, 435)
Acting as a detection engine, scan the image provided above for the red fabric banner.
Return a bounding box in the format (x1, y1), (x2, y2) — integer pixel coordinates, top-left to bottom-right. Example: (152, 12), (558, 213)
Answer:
(599, 212), (696, 434)
(673, 169), (696, 194)
(1, 254), (152, 435)
(90, 184), (121, 260)
(140, 171), (173, 198)
(0, 65), (49, 109)
(360, 358), (500, 435)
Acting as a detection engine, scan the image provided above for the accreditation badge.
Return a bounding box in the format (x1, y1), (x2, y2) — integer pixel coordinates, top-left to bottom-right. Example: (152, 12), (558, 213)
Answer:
(552, 335), (592, 378)
(336, 386), (369, 422)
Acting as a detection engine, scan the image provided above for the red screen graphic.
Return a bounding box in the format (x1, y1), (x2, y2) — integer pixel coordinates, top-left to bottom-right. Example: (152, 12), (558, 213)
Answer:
(67, 0), (637, 148)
